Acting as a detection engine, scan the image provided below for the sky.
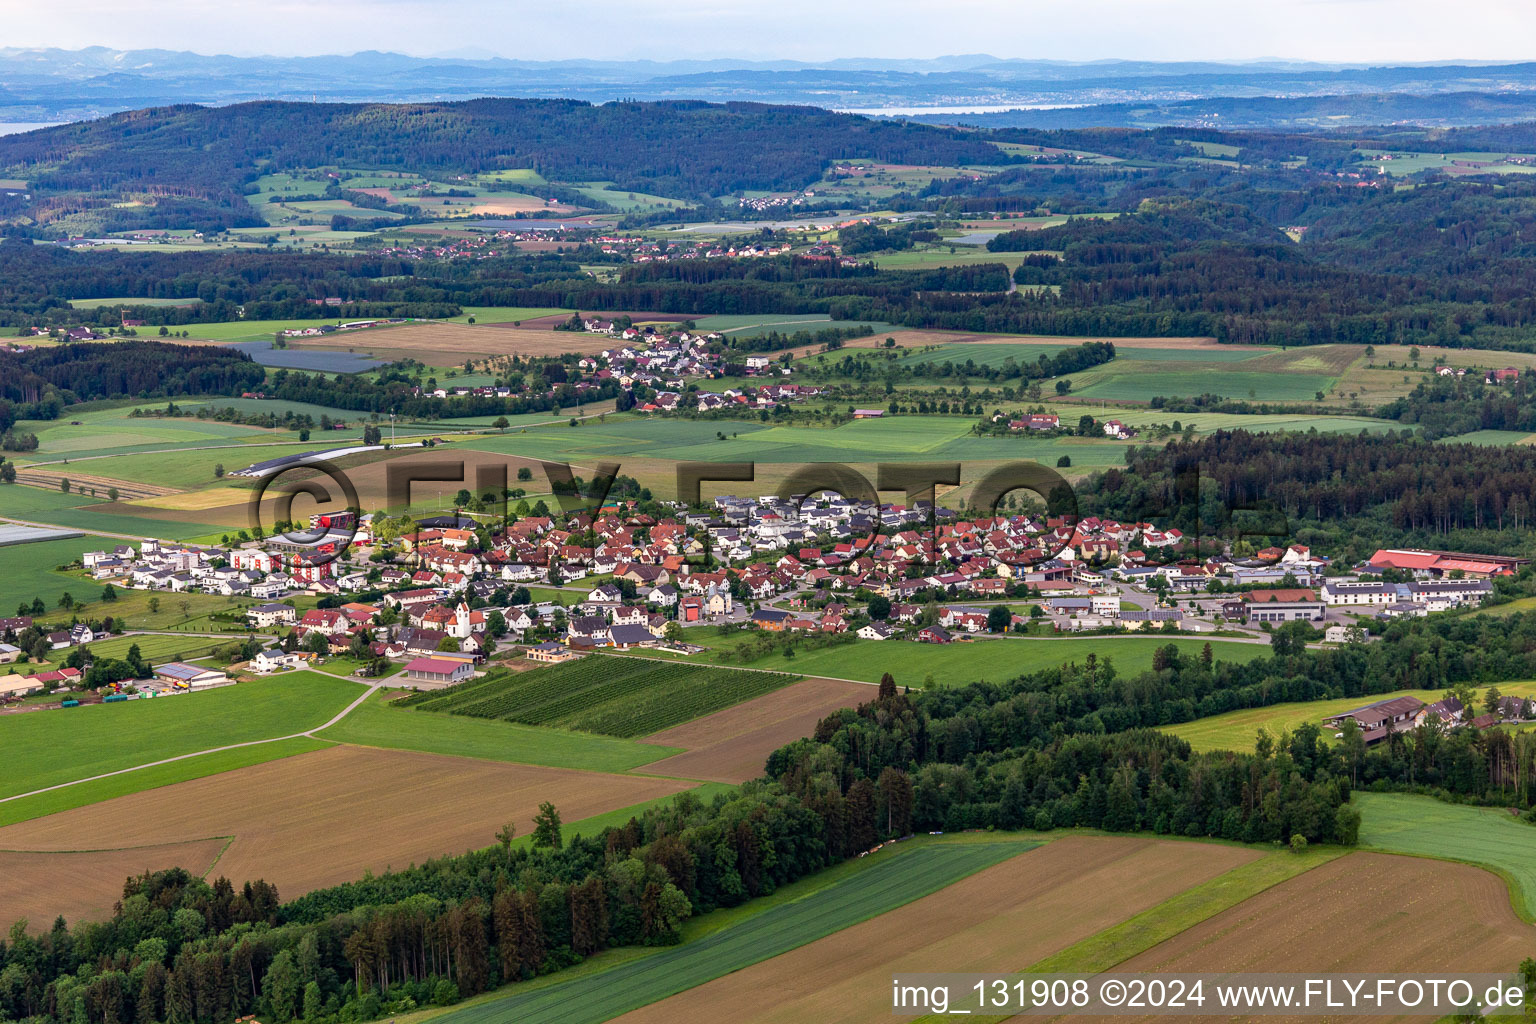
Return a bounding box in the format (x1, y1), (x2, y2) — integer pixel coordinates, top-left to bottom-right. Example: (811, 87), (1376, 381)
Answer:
(4, 0), (1536, 63)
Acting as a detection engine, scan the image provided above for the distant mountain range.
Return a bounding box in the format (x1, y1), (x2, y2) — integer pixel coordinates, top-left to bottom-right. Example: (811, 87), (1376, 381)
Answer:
(8, 47), (1536, 126)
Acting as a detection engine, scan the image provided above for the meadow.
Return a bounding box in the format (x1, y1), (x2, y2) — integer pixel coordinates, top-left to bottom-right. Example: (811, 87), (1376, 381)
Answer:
(0, 671), (362, 801)
(428, 838), (1039, 1024)
(1354, 791), (1536, 919)
(1160, 682), (1536, 753)
(316, 689), (680, 772)
(464, 414), (1136, 473)
(0, 536), (106, 608)
(688, 634), (1268, 686)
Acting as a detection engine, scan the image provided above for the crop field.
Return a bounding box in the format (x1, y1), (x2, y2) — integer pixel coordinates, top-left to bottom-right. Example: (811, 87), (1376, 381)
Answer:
(286, 321), (613, 361)
(1073, 364), (1336, 403)
(1438, 429), (1536, 445)
(0, 672), (362, 801)
(1113, 850), (1532, 977)
(614, 836), (1262, 1024)
(895, 342), (1075, 368)
(429, 838), (1040, 1024)
(399, 659), (801, 737)
(636, 677), (871, 783)
(1160, 682), (1536, 753)
(464, 415), (1135, 475)
(0, 745), (693, 900)
(693, 313), (847, 338)
(570, 183), (693, 211)
(0, 837), (230, 932)
(230, 340), (387, 373)
(1355, 792), (1536, 918)
(68, 296), (202, 309)
(15, 411), (284, 458)
(443, 306), (573, 324)
(25, 442), (322, 491)
(316, 689), (680, 772)
(695, 635), (1267, 687)
(0, 737), (332, 828)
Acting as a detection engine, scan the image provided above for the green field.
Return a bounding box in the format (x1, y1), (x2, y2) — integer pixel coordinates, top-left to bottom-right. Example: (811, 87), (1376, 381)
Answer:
(429, 838), (1038, 1024)
(31, 443), (321, 491)
(1161, 682), (1536, 753)
(32, 633), (228, 670)
(692, 635), (1267, 687)
(0, 536), (104, 609)
(1075, 365), (1336, 402)
(0, 485), (108, 516)
(315, 689), (680, 772)
(13, 405), (287, 458)
(463, 414), (1137, 471)
(441, 306), (572, 325)
(1356, 792), (1536, 919)
(0, 672), (362, 801)
(896, 342), (1075, 369)
(0, 736), (332, 827)
(69, 296), (202, 309)
(1437, 430), (1536, 446)
(398, 660), (800, 737)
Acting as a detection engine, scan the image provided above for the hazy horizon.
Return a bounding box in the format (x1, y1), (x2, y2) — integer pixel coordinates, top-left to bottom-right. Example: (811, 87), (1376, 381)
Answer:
(6, 0), (1536, 65)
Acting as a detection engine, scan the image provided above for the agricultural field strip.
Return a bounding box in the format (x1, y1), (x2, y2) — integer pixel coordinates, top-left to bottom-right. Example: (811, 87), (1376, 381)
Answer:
(427, 840), (1038, 1024)
(614, 835), (1266, 1024)
(400, 659), (802, 737)
(0, 674), (376, 805)
(903, 845), (1348, 1024)
(1354, 792), (1536, 920)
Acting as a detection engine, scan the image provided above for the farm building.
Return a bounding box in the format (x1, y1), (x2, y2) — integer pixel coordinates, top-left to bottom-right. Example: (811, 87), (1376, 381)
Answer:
(1325, 695), (1426, 743)
(153, 663), (230, 689)
(404, 657), (474, 685)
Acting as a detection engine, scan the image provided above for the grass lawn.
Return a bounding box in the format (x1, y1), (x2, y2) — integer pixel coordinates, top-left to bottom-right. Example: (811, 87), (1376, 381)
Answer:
(0, 736), (332, 827)
(426, 837), (1038, 1024)
(1161, 682), (1536, 754)
(0, 672), (362, 801)
(314, 689), (680, 772)
(31, 633), (228, 670)
(1355, 792), (1536, 920)
(687, 634), (1266, 686)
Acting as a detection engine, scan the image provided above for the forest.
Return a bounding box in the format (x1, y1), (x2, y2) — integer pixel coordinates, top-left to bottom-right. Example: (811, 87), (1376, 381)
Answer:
(0, 342), (265, 415)
(1079, 430), (1536, 559)
(0, 98), (1006, 218)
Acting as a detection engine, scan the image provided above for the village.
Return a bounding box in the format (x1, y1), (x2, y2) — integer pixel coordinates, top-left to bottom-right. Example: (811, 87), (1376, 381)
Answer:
(0, 475), (1513, 709)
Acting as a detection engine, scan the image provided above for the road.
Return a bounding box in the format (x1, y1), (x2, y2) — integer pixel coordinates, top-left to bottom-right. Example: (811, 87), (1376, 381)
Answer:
(0, 673), (380, 807)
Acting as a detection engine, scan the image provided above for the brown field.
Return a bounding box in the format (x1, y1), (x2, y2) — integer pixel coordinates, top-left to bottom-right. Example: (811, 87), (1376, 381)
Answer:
(0, 838), (228, 931)
(101, 442), (608, 529)
(0, 746), (690, 900)
(288, 321), (613, 361)
(13, 471), (180, 500)
(637, 677), (872, 783)
(615, 836), (1262, 1024)
(1079, 851), (1536, 1024)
